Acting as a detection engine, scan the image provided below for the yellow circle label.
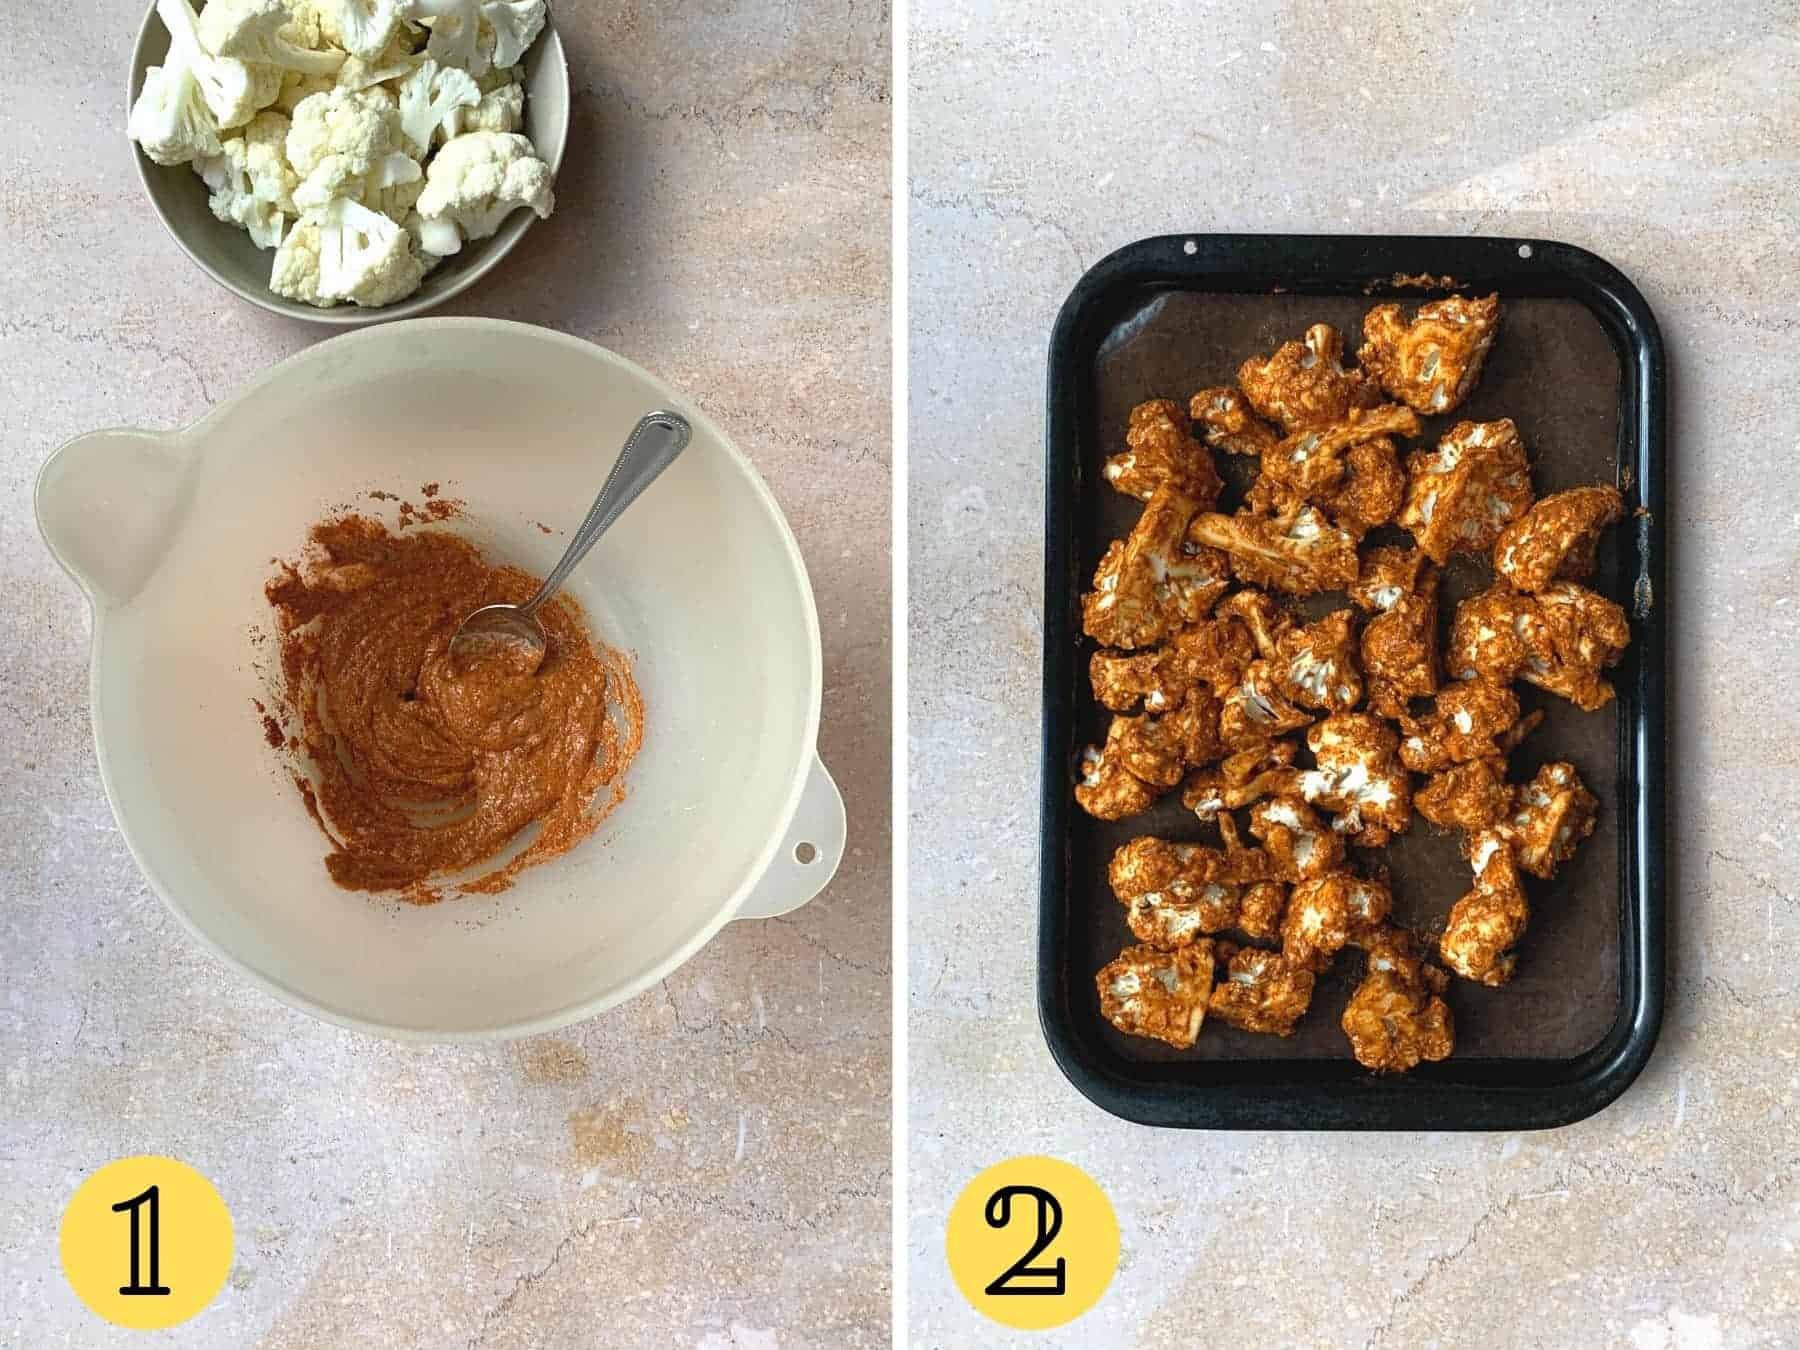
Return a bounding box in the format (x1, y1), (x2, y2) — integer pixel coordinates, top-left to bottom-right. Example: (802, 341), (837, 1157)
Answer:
(59, 1156), (234, 1330)
(945, 1155), (1120, 1331)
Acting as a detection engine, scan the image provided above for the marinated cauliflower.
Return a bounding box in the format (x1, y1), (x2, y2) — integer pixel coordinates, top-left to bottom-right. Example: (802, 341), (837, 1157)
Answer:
(1235, 881), (1289, 943)
(1182, 739), (1301, 821)
(1187, 502), (1360, 596)
(1398, 679), (1526, 773)
(1300, 713), (1412, 844)
(1219, 658), (1315, 749)
(1108, 695), (1223, 789)
(1237, 323), (1380, 432)
(1273, 609), (1363, 714)
(1349, 545), (1440, 718)
(1109, 836), (1273, 947)
(1074, 718), (1162, 821)
(1103, 399), (1225, 506)
(1342, 929), (1455, 1072)
(1414, 757), (1512, 831)
(1096, 941), (1216, 1049)
(1281, 871), (1393, 972)
(1397, 418), (1535, 563)
(1089, 612), (1259, 714)
(1250, 796), (1346, 884)
(1207, 942), (1315, 1035)
(1358, 293), (1502, 415)
(1083, 488), (1231, 649)
(1440, 833), (1530, 986)
(1494, 485), (1625, 593)
(1256, 403), (1421, 505)
(1188, 386), (1281, 458)
(1448, 581), (1630, 711)
(1499, 761), (1598, 879)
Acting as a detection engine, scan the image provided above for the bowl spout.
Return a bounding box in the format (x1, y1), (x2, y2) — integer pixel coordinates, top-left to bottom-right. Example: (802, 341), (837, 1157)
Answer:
(37, 428), (196, 608)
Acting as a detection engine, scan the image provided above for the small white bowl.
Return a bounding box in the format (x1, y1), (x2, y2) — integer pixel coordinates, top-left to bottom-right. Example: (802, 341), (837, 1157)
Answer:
(37, 320), (847, 1040)
(127, 6), (571, 326)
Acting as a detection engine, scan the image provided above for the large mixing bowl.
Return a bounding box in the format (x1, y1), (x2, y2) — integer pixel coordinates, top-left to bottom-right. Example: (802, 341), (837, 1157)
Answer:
(36, 319), (846, 1040)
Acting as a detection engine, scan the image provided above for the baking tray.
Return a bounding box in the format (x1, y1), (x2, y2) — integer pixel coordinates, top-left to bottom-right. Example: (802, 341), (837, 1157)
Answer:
(1040, 235), (1665, 1130)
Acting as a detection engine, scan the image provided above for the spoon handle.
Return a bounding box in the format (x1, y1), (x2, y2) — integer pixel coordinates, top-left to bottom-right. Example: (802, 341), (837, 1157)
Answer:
(520, 410), (693, 615)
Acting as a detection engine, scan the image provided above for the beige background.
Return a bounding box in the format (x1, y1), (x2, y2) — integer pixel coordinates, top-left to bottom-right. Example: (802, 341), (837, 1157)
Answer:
(909, 3), (1800, 1346)
(0, 2), (890, 1347)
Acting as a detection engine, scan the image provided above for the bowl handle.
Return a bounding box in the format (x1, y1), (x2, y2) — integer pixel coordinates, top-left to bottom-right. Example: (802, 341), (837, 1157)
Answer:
(36, 428), (195, 609)
(733, 754), (847, 920)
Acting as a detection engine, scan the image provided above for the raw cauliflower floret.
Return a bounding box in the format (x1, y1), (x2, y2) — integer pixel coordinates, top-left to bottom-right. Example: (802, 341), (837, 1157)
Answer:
(414, 129), (554, 251)
(1440, 832), (1530, 986)
(156, 0), (286, 131)
(1250, 796), (1346, 884)
(337, 33), (422, 91)
(476, 0), (547, 69)
(1349, 546), (1440, 718)
(1358, 293), (1502, 415)
(301, 0), (410, 59)
(195, 130), (292, 247)
(1182, 739), (1301, 822)
(1273, 609), (1363, 714)
(1342, 929), (1454, 1072)
(1397, 418), (1535, 563)
(198, 0), (347, 76)
(1188, 386), (1280, 457)
(1301, 713), (1412, 844)
(1207, 941), (1315, 1036)
(273, 197), (426, 308)
(1500, 761), (1598, 879)
(1448, 581), (1630, 712)
(1102, 399), (1225, 506)
(449, 78), (524, 136)
(1074, 718), (1162, 822)
(1280, 871), (1392, 972)
(1237, 323), (1381, 432)
(1096, 941), (1216, 1049)
(1082, 488), (1229, 649)
(1398, 679), (1527, 773)
(397, 58), (482, 153)
(1187, 502), (1360, 596)
(1493, 484), (1625, 593)
(287, 86), (407, 207)
(129, 53), (223, 167)
(1415, 757), (1513, 831)
(276, 68), (337, 114)
(269, 212), (332, 305)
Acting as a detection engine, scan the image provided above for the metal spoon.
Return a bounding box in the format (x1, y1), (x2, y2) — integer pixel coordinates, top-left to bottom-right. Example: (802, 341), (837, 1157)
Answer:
(449, 410), (693, 673)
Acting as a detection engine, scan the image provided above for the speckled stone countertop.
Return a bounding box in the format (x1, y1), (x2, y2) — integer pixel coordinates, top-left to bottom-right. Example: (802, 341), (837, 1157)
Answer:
(909, 4), (1798, 1346)
(0, 2), (890, 1346)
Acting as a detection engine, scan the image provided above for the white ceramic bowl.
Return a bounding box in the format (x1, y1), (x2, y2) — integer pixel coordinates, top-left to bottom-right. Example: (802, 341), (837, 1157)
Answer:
(36, 320), (846, 1040)
(128, 6), (571, 325)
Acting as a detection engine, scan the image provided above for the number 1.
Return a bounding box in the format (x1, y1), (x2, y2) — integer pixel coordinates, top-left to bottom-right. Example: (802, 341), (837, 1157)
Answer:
(112, 1185), (171, 1296)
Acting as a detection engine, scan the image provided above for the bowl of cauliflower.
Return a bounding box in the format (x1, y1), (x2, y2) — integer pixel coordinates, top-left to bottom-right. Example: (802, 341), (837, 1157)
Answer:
(127, 0), (568, 322)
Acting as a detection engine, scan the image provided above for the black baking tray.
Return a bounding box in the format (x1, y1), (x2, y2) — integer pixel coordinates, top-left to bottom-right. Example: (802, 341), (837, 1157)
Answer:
(1040, 234), (1666, 1130)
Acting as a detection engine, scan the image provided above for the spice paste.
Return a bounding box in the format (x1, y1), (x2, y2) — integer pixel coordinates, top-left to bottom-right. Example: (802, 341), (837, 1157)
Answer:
(265, 515), (642, 902)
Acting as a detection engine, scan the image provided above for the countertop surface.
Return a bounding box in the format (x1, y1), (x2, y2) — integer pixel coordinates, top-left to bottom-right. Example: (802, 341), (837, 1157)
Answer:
(0, 2), (890, 1347)
(908, 3), (1799, 1346)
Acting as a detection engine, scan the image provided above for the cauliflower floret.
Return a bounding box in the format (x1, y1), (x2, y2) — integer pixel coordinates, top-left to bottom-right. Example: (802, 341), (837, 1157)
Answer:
(1300, 713), (1412, 844)
(414, 129), (555, 251)
(195, 137), (289, 247)
(1273, 609), (1363, 714)
(1096, 941), (1216, 1049)
(1257, 403), (1421, 505)
(1281, 871), (1392, 972)
(1089, 613), (1260, 716)
(1235, 880), (1289, 943)
(269, 213), (333, 305)
(1074, 718), (1163, 822)
(1188, 386), (1281, 457)
(396, 58), (482, 153)
(1106, 696), (1223, 790)
(129, 53), (223, 167)
(1109, 837), (1271, 948)
(1499, 761), (1598, 879)
(1182, 739), (1301, 822)
(287, 86), (406, 208)
(1237, 323), (1381, 432)
(1250, 796), (1346, 884)
(1326, 436), (1408, 535)
(1348, 546), (1440, 718)
(286, 196), (426, 307)
(1187, 502), (1360, 596)
(1397, 418), (1535, 563)
(276, 68), (337, 113)
(478, 0), (546, 68)
(1342, 929), (1454, 1072)
(1207, 942), (1315, 1036)
(449, 78), (524, 136)
(1358, 293), (1502, 415)
(337, 32), (422, 90)
(1219, 658), (1315, 749)
(1082, 488), (1229, 649)
(198, 0), (347, 76)
(1415, 757), (1513, 831)
(1398, 679), (1526, 773)
(157, 0), (283, 131)
(304, 0), (412, 59)
(1440, 833), (1530, 986)
(1102, 399), (1225, 506)
(1493, 484), (1626, 593)
(1448, 581), (1630, 711)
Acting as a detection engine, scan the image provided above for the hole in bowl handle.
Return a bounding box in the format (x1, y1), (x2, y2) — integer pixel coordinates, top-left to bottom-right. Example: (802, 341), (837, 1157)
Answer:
(733, 755), (847, 921)
(36, 428), (195, 609)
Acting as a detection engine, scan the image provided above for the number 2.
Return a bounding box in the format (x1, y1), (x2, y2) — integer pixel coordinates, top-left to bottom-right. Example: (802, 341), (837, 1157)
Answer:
(982, 1184), (1066, 1297)
(112, 1185), (171, 1296)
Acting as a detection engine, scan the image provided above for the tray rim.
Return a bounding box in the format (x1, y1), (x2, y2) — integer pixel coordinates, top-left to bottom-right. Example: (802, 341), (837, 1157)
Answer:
(1039, 232), (1667, 1131)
